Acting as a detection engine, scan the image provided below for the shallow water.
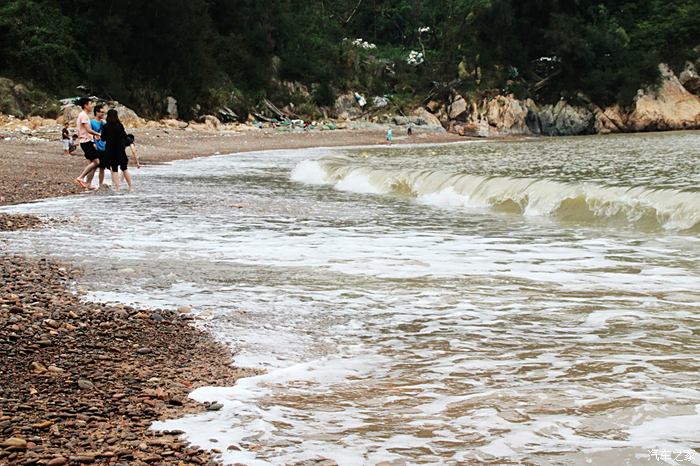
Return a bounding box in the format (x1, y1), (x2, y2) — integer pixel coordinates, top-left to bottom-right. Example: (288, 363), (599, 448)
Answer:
(2, 132), (700, 465)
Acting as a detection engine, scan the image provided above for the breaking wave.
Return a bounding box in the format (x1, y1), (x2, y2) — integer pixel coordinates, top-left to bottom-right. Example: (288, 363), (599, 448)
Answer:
(291, 159), (700, 232)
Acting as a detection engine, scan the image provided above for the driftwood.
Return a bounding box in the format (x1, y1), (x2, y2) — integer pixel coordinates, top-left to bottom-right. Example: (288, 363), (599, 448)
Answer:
(350, 108), (373, 121)
(532, 70), (561, 93)
(218, 106), (239, 122)
(252, 112), (274, 122)
(262, 98), (287, 119)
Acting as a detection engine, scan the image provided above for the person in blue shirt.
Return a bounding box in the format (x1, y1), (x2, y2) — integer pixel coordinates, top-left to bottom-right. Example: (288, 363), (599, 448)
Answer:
(84, 104), (107, 188)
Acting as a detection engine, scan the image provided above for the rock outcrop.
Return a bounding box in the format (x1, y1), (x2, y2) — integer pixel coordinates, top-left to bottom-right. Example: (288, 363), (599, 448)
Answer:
(530, 99), (596, 136)
(679, 62), (700, 96)
(448, 94), (468, 120)
(333, 92), (364, 120)
(626, 64), (700, 131)
(482, 95), (531, 135)
(418, 63), (700, 137)
(0, 78), (30, 117)
(199, 114), (221, 130)
(592, 104), (628, 134)
(60, 101), (144, 128)
(0, 77), (59, 118)
(411, 107), (445, 130)
(2, 62), (698, 137)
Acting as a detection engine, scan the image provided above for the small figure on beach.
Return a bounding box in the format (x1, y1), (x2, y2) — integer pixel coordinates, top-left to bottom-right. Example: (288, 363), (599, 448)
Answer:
(61, 122), (74, 155)
(386, 127), (393, 144)
(70, 134), (79, 154)
(407, 126), (413, 136)
(74, 98), (102, 189)
(101, 109), (140, 192)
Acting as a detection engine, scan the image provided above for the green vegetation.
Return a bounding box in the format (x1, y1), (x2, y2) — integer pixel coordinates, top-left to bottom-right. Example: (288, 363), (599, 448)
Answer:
(0, 0), (698, 118)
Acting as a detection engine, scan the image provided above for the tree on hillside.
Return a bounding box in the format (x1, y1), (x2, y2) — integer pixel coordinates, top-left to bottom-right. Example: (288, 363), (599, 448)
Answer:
(0, 0), (81, 91)
(1, 0), (698, 116)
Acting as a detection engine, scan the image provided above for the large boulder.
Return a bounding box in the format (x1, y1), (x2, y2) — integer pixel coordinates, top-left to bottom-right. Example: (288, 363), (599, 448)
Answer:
(112, 102), (142, 127)
(391, 115), (411, 125)
(529, 99), (595, 136)
(448, 94), (468, 120)
(58, 101), (145, 128)
(61, 103), (82, 124)
(679, 62), (700, 95)
(333, 92), (363, 120)
(627, 64), (700, 131)
(411, 107), (445, 130)
(426, 100), (441, 113)
(199, 114), (221, 130)
(482, 95), (531, 135)
(593, 104), (628, 134)
(454, 121), (490, 137)
(61, 100), (143, 128)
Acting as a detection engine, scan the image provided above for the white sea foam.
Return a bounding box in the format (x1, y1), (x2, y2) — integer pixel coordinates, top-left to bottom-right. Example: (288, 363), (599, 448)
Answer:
(418, 186), (475, 208)
(334, 170), (386, 194)
(290, 159), (328, 185)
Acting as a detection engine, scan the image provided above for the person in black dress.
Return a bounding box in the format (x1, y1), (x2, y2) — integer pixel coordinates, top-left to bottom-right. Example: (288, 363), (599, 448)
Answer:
(101, 109), (140, 192)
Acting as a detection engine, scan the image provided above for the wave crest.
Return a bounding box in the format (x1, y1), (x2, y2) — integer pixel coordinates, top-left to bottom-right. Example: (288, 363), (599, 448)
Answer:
(291, 159), (700, 232)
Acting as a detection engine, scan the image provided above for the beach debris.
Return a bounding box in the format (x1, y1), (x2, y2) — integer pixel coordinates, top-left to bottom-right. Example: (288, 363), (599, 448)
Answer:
(262, 98), (287, 119)
(218, 106), (239, 122)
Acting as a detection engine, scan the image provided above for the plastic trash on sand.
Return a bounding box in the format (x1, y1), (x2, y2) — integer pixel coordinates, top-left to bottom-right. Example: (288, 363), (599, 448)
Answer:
(354, 92), (366, 108)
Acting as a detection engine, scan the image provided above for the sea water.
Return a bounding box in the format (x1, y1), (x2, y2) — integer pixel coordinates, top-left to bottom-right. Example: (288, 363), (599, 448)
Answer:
(2, 131), (700, 465)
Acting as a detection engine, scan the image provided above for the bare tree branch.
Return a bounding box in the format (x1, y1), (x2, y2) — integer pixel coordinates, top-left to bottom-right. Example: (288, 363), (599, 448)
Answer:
(344, 0), (363, 25)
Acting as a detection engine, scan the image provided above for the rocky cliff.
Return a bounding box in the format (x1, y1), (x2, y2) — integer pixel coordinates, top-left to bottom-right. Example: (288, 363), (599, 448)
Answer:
(418, 63), (700, 137)
(2, 63), (699, 137)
